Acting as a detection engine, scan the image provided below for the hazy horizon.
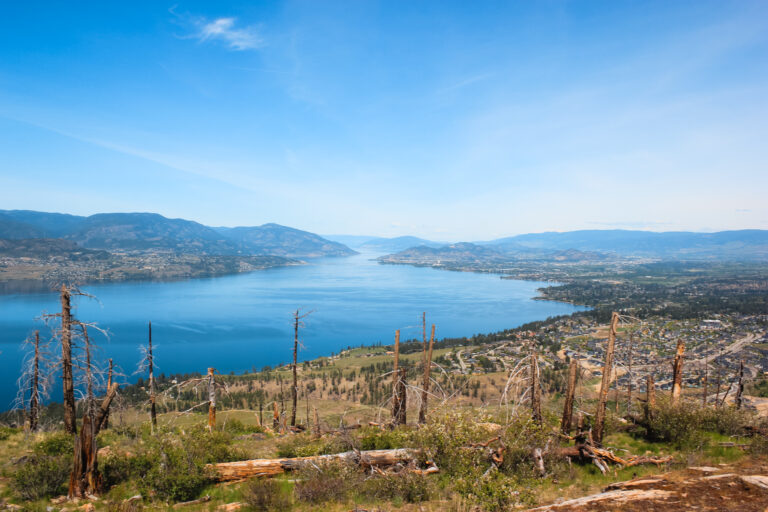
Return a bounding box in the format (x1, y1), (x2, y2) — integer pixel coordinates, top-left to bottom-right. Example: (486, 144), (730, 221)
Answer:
(1, 1), (767, 239)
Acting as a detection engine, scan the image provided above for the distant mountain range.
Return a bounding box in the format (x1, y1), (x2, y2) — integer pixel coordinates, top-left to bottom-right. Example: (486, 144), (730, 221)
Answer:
(482, 229), (768, 260)
(324, 235), (446, 252)
(378, 229), (768, 263)
(0, 210), (356, 259)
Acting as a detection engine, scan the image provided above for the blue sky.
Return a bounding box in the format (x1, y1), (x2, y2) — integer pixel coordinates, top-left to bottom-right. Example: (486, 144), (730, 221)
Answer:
(1, 1), (767, 240)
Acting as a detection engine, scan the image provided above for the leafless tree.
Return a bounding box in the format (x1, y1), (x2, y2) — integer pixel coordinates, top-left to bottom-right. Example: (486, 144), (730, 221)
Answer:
(291, 309), (313, 427)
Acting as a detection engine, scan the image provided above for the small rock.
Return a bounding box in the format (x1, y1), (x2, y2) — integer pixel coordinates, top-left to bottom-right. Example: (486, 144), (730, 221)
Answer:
(79, 503), (95, 512)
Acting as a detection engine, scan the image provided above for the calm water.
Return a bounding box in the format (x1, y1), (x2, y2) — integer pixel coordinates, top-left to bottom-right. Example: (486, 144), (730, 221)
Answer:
(0, 252), (586, 408)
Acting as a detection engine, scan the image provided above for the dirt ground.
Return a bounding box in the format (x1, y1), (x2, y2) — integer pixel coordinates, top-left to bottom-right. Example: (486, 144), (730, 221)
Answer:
(529, 458), (768, 511)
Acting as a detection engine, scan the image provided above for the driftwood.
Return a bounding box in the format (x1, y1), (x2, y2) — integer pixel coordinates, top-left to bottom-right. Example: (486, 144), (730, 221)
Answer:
(210, 448), (425, 482)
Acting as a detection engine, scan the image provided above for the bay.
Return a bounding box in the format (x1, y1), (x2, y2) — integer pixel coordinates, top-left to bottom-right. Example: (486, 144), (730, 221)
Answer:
(0, 252), (586, 408)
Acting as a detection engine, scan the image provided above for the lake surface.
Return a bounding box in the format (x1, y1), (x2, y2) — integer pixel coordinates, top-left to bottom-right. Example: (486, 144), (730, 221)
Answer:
(0, 252), (586, 408)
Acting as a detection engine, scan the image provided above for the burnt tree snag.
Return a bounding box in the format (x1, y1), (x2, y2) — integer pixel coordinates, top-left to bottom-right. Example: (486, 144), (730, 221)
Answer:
(393, 367), (407, 426)
(392, 329), (402, 425)
(671, 339), (685, 406)
(561, 359), (579, 434)
(419, 323), (436, 424)
(593, 312), (619, 445)
(531, 348), (542, 424)
(273, 401), (280, 431)
(207, 367), (216, 431)
(60, 285), (76, 435)
(68, 383), (118, 499)
(148, 322), (157, 432)
(736, 359), (744, 409)
(103, 358), (113, 430)
(27, 330), (41, 432)
(313, 406), (321, 436)
(645, 374), (656, 423)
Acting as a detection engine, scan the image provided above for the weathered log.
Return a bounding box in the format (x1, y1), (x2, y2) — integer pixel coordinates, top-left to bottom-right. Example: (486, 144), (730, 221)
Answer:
(210, 448), (423, 482)
(173, 495), (211, 508)
(527, 489), (675, 511)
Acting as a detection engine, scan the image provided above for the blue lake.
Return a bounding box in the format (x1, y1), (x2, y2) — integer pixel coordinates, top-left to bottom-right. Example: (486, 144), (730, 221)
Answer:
(0, 252), (586, 408)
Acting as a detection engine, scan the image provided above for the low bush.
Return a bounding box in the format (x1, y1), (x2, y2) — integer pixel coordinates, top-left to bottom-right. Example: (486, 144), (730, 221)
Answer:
(11, 454), (70, 500)
(220, 418), (265, 435)
(242, 478), (292, 511)
(293, 461), (361, 504)
(359, 471), (433, 503)
(0, 425), (17, 440)
(643, 399), (754, 449)
(34, 431), (74, 456)
(276, 432), (353, 458)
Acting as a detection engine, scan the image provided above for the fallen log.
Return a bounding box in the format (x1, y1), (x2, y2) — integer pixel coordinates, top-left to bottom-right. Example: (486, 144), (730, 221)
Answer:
(526, 489), (675, 511)
(210, 448), (423, 482)
(557, 443), (671, 474)
(173, 495), (210, 508)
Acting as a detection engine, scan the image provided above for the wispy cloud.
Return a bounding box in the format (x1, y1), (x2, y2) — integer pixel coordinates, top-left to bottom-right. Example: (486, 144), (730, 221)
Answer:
(170, 7), (263, 51)
(197, 17), (262, 51)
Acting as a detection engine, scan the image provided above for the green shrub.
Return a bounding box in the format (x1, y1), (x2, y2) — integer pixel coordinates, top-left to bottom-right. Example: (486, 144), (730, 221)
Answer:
(453, 471), (534, 511)
(137, 436), (211, 502)
(277, 433), (352, 458)
(359, 426), (411, 450)
(11, 455), (70, 500)
(360, 472), (433, 503)
(101, 452), (153, 489)
(0, 425), (17, 440)
(242, 478), (292, 511)
(34, 431), (74, 456)
(644, 399), (754, 449)
(294, 461), (360, 504)
(220, 418), (264, 435)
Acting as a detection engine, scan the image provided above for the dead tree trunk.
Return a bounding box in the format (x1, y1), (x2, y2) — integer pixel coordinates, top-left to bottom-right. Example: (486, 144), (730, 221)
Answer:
(736, 359), (744, 409)
(207, 367), (216, 431)
(392, 330), (402, 425)
(313, 406), (321, 436)
(148, 322), (157, 432)
(627, 331), (634, 413)
(530, 348), (542, 424)
(671, 339), (685, 406)
(561, 359), (578, 434)
(60, 285), (76, 435)
(291, 311), (299, 427)
(305, 385), (310, 428)
(394, 367), (407, 426)
(68, 383), (118, 499)
(27, 331), (41, 432)
(645, 374), (656, 423)
(273, 401), (280, 431)
(82, 324), (94, 415)
(593, 312), (619, 445)
(418, 324), (435, 424)
(103, 359), (113, 430)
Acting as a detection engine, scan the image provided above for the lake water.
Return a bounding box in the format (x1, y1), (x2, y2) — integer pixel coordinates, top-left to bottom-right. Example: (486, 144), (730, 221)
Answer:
(0, 252), (586, 408)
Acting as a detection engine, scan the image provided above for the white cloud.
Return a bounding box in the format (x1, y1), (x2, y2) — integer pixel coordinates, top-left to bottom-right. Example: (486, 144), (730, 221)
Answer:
(197, 17), (262, 51)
